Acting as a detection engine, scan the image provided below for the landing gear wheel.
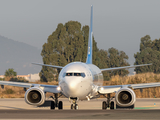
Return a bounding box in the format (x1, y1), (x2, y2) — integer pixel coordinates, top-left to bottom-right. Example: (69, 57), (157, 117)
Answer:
(102, 101), (107, 109)
(58, 101), (63, 109)
(74, 104), (78, 110)
(110, 101), (114, 110)
(71, 104), (74, 109)
(51, 101), (55, 110)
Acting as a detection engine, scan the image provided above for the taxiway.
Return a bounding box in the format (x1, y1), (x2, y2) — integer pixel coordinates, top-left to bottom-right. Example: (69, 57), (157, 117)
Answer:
(0, 98), (159, 119)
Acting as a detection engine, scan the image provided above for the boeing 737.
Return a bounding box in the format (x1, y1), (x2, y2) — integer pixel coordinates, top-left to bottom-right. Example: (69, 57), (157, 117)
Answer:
(0, 6), (159, 110)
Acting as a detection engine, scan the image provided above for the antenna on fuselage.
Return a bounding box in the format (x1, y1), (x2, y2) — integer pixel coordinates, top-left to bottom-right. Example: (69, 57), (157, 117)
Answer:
(86, 5), (93, 64)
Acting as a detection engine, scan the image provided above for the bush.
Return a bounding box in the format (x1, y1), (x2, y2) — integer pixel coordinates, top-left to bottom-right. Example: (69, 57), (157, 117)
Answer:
(3, 89), (15, 94)
(0, 78), (4, 81)
(9, 77), (29, 83)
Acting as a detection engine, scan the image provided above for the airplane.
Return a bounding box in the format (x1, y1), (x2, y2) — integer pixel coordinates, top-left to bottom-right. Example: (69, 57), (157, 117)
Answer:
(0, 5), (158, 110)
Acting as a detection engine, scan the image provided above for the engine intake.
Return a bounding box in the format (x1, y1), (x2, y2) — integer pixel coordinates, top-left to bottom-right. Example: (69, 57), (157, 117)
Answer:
(115, 88), (136, 107)
(25, 87), (45, 106)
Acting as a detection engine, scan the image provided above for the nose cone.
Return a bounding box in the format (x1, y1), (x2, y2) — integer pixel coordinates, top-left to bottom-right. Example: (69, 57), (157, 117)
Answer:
(61, 77), (91, 99)
(65, 78), (81, 96)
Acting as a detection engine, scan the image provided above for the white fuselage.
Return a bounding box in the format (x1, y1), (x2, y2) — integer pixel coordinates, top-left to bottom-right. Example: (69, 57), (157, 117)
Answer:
(58, 62), (103, 100)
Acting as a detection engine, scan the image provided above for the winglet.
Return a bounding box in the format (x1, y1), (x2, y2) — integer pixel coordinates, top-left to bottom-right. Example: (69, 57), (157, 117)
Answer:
(86, 5), (93, 64)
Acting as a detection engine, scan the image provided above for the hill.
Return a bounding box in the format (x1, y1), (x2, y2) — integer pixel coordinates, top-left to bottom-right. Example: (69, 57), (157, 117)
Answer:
(0, 35), (42, 75)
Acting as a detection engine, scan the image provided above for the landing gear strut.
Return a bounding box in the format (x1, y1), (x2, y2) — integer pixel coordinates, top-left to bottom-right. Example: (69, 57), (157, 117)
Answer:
(102, 94), (114, 110)
(70, 98), (78, 110)
(50, 94), (63, 110)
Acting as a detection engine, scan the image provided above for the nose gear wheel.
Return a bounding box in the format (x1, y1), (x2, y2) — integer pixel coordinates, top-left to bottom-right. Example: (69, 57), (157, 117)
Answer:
(70, 99), (78, 110)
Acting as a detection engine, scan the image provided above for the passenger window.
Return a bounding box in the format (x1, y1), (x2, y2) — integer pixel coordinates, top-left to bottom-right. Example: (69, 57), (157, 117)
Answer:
(66, 73), (73, 76)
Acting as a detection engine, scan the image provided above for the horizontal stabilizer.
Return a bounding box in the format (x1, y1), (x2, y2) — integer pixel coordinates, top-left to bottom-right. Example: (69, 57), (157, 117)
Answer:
(100, 63), (152, 72)
(32, 63), (63, 69)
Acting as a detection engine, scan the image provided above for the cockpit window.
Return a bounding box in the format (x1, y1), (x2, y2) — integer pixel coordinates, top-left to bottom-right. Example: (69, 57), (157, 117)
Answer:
(63, 72), (66, 77)
(74, 73), (81, 76)
(66, 73), (73, 76)
(65, 72), (86, 78)
(81, 73), (86, 78)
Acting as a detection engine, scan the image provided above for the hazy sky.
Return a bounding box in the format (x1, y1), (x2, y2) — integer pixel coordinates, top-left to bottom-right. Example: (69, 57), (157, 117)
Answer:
(1, 0), (160, 72)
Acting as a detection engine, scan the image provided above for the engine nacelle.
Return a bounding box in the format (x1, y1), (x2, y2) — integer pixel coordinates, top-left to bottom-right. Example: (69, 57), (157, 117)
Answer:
(25, 87), (45, 106)
(115, 88), (136, 107)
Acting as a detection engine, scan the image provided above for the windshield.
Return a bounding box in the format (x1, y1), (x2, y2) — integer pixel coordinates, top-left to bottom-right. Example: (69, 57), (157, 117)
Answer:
(64, 72), (86, 78)
(66, 73), (73, 76)
(74, 73), (81, 76)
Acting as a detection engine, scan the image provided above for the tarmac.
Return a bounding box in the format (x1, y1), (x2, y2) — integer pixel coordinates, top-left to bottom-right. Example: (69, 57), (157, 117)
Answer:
(0, 98), (160, 119)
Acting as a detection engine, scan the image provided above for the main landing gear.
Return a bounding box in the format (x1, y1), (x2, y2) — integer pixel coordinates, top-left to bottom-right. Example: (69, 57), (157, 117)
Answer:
(50, 94), (63, 110)
(70, 98), (78, 110)
(102, 94), (114, 110)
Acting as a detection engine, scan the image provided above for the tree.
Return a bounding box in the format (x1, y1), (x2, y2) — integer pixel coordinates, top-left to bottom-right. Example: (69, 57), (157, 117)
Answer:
(40, 21), (130, 82)
(40, 21), (85, 82)
(134, 35), (160, 73)
(106, 48), (130, 80)
(4, 68), (17, 78)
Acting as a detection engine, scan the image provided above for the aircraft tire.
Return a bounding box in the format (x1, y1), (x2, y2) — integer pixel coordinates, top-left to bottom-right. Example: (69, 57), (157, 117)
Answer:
(74, 104), (78, 110)
(71, 104), (74, 109)
(50, 101), (55, 110)
(58, 101), (63, 109)
(110, 101), (114, 110)
(102, 101), (107, 109)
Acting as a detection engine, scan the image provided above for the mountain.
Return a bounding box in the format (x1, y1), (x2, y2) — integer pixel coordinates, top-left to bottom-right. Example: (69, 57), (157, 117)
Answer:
(0, 35), (42, 75)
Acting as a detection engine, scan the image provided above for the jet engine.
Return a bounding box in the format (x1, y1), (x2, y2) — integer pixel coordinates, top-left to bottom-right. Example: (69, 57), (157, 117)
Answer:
(115, 88), (136, 107)
(25, 87), (45, 106)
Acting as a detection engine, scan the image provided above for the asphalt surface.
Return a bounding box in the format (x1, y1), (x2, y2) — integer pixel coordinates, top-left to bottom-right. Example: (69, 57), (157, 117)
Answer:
(0, 109), (160, 119)
(0, 98), (160, 119)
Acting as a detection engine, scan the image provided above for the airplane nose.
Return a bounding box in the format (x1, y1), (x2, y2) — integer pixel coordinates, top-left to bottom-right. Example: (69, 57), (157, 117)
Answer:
(65, 78), (79, 95)
(60, 77), (92, 99)
(63, 77), (90, 98)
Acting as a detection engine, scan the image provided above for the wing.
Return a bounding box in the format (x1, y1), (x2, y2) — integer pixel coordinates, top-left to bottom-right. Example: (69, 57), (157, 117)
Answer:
(100, 64), (152, 72)
(0, 81), (61, 93)
(98, 82), (160, 94)
(32, 63), (63, 69)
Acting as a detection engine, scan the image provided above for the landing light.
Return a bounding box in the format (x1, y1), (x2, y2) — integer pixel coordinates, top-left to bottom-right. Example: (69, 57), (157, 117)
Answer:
(57, 86), (61, 91)
(100, 87), (104, 91)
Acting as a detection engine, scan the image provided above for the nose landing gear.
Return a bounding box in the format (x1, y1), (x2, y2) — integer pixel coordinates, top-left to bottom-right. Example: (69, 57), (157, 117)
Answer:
(50, 94), (63, 110)
(70, 98), (78, 110)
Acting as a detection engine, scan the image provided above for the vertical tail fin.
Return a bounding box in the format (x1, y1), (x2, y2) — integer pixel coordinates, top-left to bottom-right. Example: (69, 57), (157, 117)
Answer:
(86, 5), (93, 64)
